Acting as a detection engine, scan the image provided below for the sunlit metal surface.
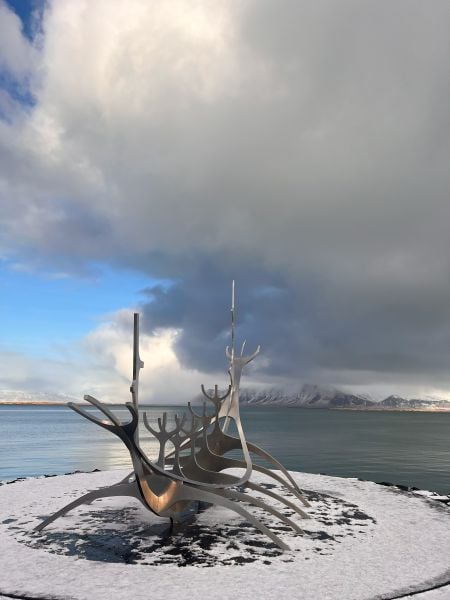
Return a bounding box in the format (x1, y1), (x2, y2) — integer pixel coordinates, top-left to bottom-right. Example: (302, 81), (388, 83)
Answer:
(35, 286), (310, 551)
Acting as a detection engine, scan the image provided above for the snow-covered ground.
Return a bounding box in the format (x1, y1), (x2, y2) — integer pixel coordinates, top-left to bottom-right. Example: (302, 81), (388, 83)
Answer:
(0, 470), (449, 600)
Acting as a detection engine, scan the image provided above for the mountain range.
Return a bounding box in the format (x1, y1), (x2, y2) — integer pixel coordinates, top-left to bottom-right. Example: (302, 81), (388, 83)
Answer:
(1, 385), (450, 409)
(0, 390), (78, 404)
(238, 384), (450, 410)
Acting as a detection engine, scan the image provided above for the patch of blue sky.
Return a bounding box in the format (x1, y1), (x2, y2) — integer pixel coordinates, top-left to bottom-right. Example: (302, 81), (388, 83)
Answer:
(0, 1), (44, 121)
(0, 70), (36, 117)
(4, 0), (46, 42)
(0, 260), (167, 358)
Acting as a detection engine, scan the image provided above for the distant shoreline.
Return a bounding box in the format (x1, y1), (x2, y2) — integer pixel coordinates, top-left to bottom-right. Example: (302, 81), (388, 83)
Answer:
(1, 400), (450, 412)
(0, 401), (189, 408)
(331, 406), (450, 413)
(0, 401), (68, 406)
(241, 405), (450, 412)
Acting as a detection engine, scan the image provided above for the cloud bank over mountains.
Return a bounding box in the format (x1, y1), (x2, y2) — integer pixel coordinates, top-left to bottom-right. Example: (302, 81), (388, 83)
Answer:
(2, 0), (450, 401)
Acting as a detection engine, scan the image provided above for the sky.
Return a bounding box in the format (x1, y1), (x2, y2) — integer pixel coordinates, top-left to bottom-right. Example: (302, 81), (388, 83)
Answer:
(1, 0), (450, 403)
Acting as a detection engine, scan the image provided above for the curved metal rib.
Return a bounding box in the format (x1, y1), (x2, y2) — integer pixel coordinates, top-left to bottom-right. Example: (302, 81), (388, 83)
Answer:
(213, 487), (303, 534)
(83, 395), (122, 426)
(205, 424), (310, 508)
(244, 480), (309, 519)
(162, 484), (290, 551)
(245, 441), (310, 507)
(37, 374), (307, 552)
(34, 481), (141, 532)
(68, 402), (115, 431)
(192, 445), (308, 517)
(153, 407), (309, 505)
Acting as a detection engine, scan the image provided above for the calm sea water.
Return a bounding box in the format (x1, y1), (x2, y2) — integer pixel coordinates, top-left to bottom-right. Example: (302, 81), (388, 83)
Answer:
(0, 405), (449, 494)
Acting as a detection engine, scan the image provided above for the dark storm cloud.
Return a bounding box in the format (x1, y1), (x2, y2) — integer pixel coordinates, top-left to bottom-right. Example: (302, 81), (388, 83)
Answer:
(140, 263), (315, 376)
(140, 255), (450, 389)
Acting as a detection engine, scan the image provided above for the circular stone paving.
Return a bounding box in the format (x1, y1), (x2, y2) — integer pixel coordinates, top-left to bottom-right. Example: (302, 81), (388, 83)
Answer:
(0, 469), (449, 600)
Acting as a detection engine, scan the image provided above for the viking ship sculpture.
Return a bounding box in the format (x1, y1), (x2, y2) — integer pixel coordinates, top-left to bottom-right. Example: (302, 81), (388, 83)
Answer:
(35, 283), (310, 551)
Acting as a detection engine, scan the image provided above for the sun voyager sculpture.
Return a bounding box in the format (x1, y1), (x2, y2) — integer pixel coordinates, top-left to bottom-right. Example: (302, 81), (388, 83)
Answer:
(35, 283), (310, 551)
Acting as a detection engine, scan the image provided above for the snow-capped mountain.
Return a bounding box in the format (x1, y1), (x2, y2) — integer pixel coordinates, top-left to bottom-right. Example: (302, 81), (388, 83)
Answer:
(380, 395), (450, 409)
(238, 385), (450, 409)
(2, 386), (450, 409)
(239, 384), (375, 408)
(0, 390), (78, 404)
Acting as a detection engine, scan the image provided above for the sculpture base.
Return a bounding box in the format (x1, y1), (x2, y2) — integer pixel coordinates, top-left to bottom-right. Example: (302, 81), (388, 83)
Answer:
(0, 469), (449, 599)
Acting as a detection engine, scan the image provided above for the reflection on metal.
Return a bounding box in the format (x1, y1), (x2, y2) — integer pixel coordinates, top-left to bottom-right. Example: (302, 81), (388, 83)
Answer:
(35, 283), (309, 551)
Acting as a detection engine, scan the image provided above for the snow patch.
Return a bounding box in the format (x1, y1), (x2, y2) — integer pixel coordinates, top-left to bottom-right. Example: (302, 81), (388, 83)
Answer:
(0, 470), (449, 600)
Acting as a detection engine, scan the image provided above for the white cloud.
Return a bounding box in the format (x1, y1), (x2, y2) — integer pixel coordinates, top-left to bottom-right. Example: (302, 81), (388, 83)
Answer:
(2, 0), (448, 276)
(0, 1), (36, 79)
(2, 1), (450, 394)
(0, 309), (226, 404)
(81, 309), (212, 403)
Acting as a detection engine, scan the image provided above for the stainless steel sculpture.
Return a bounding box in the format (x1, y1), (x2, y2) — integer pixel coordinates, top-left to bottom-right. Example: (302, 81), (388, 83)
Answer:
(35, 283), (310, 551)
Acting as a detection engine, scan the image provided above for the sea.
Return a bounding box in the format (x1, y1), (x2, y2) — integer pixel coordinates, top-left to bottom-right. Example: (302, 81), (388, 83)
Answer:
(0, 405), (449, 494)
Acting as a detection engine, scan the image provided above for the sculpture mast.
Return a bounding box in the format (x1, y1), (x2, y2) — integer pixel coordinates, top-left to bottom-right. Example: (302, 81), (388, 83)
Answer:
(223, 281), (260, 433)
(130, 312), (144, 443)
(231, 279), (236, 362)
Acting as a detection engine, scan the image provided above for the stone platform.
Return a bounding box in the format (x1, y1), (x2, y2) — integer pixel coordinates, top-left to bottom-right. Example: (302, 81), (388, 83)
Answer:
(0, 469), (449, 599)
